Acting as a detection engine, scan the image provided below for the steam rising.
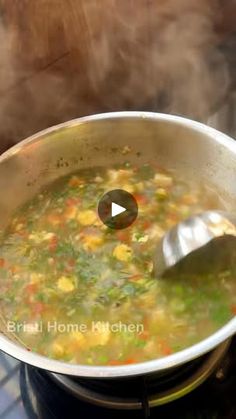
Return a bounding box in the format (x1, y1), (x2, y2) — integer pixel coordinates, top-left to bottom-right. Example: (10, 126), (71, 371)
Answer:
(0, 0), (229, 150)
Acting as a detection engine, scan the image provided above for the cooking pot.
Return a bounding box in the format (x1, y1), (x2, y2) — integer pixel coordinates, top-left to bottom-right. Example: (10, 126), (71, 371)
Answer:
(0, 111), (236, 378)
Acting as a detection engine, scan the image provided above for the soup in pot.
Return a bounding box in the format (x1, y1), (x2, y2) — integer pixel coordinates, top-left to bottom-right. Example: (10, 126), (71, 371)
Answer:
(0, 162), (235, 365)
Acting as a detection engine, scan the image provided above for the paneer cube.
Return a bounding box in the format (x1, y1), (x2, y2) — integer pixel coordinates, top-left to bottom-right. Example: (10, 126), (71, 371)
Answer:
(154, 173), (173, 188)
(51, 341), (65, 357)
(77, 210), (97, 226)
(82, 235), (103, 251)
(70, 331), (86, 348)
(57, 276), (75, 292)
(113, 244), (133, 262)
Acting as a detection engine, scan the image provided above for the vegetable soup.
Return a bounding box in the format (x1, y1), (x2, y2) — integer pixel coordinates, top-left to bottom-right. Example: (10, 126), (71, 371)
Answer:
(0, 162), (235, 365)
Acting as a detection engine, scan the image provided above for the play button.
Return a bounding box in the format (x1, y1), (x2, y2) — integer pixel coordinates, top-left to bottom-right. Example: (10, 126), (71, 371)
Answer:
(111, 202), (126, 217)
(98, 189), (138, 230)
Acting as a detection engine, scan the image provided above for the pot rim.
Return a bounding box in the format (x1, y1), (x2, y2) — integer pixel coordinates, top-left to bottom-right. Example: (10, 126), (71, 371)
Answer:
(0, 111), (236, 378)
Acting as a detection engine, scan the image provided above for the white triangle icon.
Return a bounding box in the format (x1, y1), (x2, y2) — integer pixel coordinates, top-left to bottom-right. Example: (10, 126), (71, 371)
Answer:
(111, 202), (126, 217)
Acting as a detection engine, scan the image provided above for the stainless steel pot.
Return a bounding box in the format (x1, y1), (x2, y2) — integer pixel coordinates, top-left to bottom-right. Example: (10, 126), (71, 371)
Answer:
(0, 111), (236, 378)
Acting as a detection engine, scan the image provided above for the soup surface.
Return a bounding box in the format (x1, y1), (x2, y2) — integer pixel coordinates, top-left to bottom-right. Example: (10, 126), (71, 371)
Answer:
(0, 162), (235, 365)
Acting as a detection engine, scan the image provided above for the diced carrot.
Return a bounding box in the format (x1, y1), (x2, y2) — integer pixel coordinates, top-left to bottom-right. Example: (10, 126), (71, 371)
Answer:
(10, 265), (21, 274)
(25, 283), (38, 294)
(47, 213), (62, 226)
(68, 258), (76, 267)
(123, 358), (136, 365)
(65, 258), (76, 273)
(17, 230), (28, 238)
(142, 221), (152, 230)
(108, 360), (123, 366)
(159, 339), (173, 356)
(134, 194), (148, 205)
(116, 231), (130, 242)
(49, 236), (58, 252)
(65, 197), (80, 206)
(64, 205), (77, 220)
(139, 330), (150, 340)
(0, 258), (5, 268)
(231, 305), (236, 315)
(33, 302), (45, 314)
(162, 346), (172, 356)
(68, 176), (83, 187)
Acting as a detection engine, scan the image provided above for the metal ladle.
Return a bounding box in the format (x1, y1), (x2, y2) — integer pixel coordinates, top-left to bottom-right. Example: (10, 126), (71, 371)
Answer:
(154, 211), (236, 278)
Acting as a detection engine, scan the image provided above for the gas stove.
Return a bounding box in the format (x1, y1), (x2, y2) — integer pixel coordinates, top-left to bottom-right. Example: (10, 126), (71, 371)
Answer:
(0, 335), (235, 419)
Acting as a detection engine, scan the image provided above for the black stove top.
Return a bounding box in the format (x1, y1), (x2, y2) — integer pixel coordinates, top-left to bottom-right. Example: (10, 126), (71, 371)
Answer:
(11, 336), (236, 419)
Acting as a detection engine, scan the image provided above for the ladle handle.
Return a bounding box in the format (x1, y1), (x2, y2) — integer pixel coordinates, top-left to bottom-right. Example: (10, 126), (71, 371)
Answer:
(154, 211), (236, 278)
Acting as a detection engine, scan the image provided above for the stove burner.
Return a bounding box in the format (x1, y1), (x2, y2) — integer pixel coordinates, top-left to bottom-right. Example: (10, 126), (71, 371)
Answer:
(49, 339), (230, 410)
(20, 336), (236, 419)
